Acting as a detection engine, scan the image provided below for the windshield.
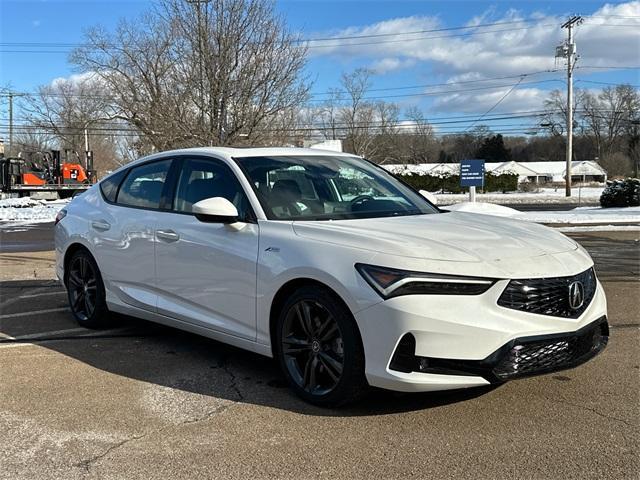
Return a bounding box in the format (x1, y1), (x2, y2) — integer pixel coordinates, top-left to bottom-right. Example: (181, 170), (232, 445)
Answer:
(234, 155), (439, 221)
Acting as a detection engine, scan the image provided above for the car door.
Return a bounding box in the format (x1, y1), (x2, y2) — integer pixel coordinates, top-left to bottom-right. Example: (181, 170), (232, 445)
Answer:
(154, 156), (259, 340)
(92, 158), (173, 312)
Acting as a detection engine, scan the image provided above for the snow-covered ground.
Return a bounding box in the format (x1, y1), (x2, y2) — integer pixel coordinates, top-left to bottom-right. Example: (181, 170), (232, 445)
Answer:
(0, 197), (69, 225)
(447, 202), (640, 228)
(435, 187), (604, 205)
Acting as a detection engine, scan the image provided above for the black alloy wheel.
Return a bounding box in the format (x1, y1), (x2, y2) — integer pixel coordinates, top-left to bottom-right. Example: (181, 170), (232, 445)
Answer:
(68, 255), (98, 321)
(282, 299), (345, 395)
(66, 250), (110, 328)
(276, 286), (367, 406)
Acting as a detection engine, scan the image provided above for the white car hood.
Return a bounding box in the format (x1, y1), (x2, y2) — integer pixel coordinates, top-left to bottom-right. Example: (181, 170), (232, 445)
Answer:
(293, 212), (586, 277)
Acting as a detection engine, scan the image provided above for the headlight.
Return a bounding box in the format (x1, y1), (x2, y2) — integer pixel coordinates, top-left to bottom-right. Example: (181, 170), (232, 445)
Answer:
(355, 263), (496, 299)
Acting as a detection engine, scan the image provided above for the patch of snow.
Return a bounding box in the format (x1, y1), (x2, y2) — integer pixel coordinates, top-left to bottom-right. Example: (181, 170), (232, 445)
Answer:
(0, 197), (69, 226)
(556, 225), (640, 232)
(433, 187), (604, 205)
(447, 202), (640, 226)
(446, 202), (520, 217)
(520, 206), (640, 225)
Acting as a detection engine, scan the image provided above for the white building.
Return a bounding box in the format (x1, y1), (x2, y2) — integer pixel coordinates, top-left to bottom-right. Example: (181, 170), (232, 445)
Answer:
(384, 160), (607, 184)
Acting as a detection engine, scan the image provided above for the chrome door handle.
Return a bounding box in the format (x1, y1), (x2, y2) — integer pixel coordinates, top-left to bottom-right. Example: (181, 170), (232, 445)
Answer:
(91, 220), (111, 231)
(156, 229), (180, 242)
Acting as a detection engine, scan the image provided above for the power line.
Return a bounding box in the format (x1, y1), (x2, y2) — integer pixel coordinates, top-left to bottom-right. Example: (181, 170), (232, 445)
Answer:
(465, 77), (527, 132)
(0, 19), (543, 50)
(307, 79), (563, 103)
(310, 70), (560, 97)
(577, 65), (640, 70)
(8, 110), (631, 135)
(0, 78), (565, 103)
(2, 22), (637, 54)
(0, 23), (558, 54)
(578, 79), (640, 88)
(0, 108), (629, 130)
(0, 70), (561, 100)
(2, 65), (632, 102)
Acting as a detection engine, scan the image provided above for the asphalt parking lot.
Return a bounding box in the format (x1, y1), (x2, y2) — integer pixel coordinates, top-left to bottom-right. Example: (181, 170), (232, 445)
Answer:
(0, 230), (638, 479)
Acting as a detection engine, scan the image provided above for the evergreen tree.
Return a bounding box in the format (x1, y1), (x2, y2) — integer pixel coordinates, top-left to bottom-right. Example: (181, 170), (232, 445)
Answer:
(476, 134), (511, 162)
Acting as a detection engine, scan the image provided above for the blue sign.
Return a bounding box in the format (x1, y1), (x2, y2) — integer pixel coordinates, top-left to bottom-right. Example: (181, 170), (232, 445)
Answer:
(460, 159), (485, 187)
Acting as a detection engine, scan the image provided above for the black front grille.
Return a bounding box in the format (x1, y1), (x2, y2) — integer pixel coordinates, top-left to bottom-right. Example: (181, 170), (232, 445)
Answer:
(497, 268), (597, 318)
(491, 319), (608, 380)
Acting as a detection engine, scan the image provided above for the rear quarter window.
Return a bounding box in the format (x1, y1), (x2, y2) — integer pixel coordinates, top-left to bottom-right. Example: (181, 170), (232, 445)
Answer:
(99, 169), (128, 203)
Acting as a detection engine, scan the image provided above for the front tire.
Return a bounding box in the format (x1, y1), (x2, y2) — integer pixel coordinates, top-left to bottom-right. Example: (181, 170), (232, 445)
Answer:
(66, 249), (110, 329)
(275, 286), (368, 407)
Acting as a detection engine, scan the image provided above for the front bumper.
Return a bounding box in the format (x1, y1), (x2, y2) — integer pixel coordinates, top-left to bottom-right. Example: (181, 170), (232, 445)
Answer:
(355, 278), (608, 393)
(389, 316), (608, 383)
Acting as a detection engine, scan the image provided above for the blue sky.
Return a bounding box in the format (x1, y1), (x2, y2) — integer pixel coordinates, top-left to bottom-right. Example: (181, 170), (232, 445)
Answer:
(1, 0), (639, 134)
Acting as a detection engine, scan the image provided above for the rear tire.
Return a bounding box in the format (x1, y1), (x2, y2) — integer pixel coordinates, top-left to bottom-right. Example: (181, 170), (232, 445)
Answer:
(65, 249), (110, 329)
(275, 286), (368, 407)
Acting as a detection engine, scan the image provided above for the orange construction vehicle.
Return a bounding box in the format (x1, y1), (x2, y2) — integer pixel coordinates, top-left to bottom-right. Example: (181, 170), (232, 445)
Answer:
(0, 149), (95, 198)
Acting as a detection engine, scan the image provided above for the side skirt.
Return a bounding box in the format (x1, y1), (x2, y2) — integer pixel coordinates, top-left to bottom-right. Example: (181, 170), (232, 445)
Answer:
(107, 301), (273, 358)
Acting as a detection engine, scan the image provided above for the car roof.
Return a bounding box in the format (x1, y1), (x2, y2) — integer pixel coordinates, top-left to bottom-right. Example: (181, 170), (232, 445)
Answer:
(133, 146), (358, 165)
(102, 147), (360, 180)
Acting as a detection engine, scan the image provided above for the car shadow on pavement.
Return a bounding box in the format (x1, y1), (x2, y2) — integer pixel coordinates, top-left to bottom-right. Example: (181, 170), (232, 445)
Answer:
(0, 279), (500, 417)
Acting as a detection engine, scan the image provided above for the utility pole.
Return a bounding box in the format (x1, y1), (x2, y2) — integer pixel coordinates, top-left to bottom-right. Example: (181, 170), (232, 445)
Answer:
(559, 16), (582, 197)
(8, 92), (14, 158)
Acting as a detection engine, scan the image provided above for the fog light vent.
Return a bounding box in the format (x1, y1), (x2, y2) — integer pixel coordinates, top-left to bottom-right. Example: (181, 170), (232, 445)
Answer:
(389, 334), (418, 373)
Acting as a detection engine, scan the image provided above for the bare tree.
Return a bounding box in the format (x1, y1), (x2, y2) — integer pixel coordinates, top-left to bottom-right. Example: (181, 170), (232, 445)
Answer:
(12, 129), (54, 153)
(374, 101), (400, 163)
(23, 74), (113, 153)
(403, 106), (436, 163)
(20, 75), (123, 173)
(70, 0), (309, 150)
(542, 89), (577, 137)
(318, 88), (344, 141)
(338, 68), (378, 158)
(580, 84), (640, 159)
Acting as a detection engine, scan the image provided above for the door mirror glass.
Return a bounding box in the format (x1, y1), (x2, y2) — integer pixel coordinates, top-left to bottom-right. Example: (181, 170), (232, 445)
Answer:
(192, 197), (239, 223)
(419, 189), (437, 205)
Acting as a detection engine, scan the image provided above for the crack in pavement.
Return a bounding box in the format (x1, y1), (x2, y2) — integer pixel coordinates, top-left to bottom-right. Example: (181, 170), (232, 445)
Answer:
(73, 405), (234, 475)
(72, 362), (245, 474)
(74, 433), (148, 473)
(544, 396), (635, 427)
(218, 357), (244, 401)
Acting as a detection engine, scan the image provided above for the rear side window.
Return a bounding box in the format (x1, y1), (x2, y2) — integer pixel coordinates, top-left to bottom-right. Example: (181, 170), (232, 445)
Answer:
(99, 169), (127, 203)
(117, 160), (172, 209)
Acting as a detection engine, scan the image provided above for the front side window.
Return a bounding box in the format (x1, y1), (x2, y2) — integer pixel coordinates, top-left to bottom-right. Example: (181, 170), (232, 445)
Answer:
(235, 155), (438, 220)
(173, 158), (251, 220)
(117, 159), (171, 209)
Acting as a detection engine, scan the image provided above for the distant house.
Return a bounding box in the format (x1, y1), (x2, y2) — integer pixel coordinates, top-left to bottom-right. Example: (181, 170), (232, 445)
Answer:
(384, 160), (607, 184)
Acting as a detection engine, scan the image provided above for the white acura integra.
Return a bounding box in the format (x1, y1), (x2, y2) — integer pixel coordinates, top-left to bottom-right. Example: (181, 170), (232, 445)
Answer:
(55, 147), (608, 406)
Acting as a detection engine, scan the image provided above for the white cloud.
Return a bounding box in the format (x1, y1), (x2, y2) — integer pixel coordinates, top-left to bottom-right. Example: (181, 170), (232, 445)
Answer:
(314, 2), (640, 76)
(370, 57), (416, 74)
(432, 87), (549, 114)
(50, 72), (100, 89)
(311, 1), (640, 114)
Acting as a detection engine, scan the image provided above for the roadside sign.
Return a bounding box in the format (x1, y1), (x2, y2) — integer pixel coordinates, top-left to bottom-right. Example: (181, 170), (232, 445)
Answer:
(460, 159), (485, 188)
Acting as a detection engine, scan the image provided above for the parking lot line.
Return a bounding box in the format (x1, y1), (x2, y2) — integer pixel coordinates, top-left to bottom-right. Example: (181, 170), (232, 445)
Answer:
(19, 291), (66, 300)
(0, 327), (88, 341)
(0, 327), (140, 349)
(0, 307), (69, 319)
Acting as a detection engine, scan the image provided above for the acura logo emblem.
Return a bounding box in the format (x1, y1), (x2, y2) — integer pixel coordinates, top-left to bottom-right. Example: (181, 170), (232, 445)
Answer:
(568, 281), (585, 310)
